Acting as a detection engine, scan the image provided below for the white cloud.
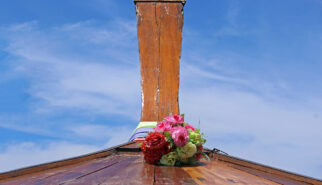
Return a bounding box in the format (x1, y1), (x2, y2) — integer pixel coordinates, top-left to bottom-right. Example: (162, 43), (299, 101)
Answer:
(0, 142), (100, 173)
(0, 123), (133, 173)
(213, 1), (243, 38)
(180, 62), (322, 178)
(1, 20), (141, 119)
(0, 21), (140, 172)
(1, 18), (322, 179)
(67, 124), (132, 144)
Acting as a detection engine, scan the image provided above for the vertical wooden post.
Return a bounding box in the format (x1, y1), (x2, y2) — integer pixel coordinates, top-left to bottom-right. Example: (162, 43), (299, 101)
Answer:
(134, 0), (186, 122)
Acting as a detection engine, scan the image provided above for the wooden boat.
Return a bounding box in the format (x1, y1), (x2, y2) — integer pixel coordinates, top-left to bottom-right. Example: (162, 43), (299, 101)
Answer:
(0, 0), (321, 184)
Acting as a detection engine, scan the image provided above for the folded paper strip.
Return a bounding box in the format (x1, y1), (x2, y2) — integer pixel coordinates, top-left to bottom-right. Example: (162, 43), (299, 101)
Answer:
(129, 121), (157, 141)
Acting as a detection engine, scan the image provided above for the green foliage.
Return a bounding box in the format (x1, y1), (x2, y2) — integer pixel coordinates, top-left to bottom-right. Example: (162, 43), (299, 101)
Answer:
(202, 152), (210, 161)
(164, 131), (172, 142)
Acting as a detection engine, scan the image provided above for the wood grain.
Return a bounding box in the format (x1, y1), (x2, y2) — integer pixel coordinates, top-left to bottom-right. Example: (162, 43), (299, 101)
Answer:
(136, 2), (183, 122)
(100, 157), (155, 185)
(211, 153), (322, 185)
(155, 166), (198, 184)
(1, 143), (321, 185)
(230, 164), (309, 185)
(135, 0), (186, 2)
(0, 142), (133, 182)
(62, 156), (139, 185)
(183, 160), (279, 185)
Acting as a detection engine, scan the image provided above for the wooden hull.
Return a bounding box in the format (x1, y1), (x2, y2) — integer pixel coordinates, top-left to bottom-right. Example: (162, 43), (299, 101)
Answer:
(0, 142), (320, 185)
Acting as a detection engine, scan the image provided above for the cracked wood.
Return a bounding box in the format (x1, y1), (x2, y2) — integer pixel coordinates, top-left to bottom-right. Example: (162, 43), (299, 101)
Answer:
(136, 2), (183, 122)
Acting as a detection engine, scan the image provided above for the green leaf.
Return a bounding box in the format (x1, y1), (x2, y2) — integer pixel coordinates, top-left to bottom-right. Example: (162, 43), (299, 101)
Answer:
(202, 152), (210, 161)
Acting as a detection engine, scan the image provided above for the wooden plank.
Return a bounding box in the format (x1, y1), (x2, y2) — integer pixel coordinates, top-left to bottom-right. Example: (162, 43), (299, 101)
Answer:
(100, 156), (155, 185)
(24, 156), (121, 185)
(0, 142), (133, 182)
(183, 160), (279, 185)
(157, 2), (182, 121)
(230, 164), (310, 185)
(0, 156), (120, 185)
(155, 166), (197, 184)
(136, 2), (183, 122)
(135, 0), (186, 3)
(62, 155), (140, 185)
(0, 170), (66, 185)
(211, 153), (322, 185)
(136, 2), (160, 122)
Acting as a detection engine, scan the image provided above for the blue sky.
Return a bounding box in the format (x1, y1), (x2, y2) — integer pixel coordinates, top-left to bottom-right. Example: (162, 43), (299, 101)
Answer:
(0, 0), (322, 178)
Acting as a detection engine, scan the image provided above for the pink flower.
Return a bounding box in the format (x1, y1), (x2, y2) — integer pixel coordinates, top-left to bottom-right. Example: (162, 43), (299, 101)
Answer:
(154, 121), (172, 133)
(165, 114), (184, 125)
(185, 124), (197, 131)
(170, 126), (189, 147)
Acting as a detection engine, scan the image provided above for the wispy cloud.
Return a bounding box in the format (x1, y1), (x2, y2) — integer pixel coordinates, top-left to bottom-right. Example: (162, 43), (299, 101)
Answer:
(213, 1), (243, 38)
(179, 54), (322, 177)
(0, 11), (322, 179)
(0, 142), (100, 172)
(0, 20), (140, 173)
(1, 20), (140, 119)
(67, 123), (132, 145)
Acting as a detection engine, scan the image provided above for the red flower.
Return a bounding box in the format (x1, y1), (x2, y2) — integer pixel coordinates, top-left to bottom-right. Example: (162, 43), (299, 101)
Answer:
(195, 153), (202, 160)
(141, 132), (171, 164)
(197, 145), (203, 151)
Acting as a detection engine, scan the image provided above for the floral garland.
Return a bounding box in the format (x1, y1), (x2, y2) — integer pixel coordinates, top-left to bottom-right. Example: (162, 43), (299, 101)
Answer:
(141, 114), (207, 166)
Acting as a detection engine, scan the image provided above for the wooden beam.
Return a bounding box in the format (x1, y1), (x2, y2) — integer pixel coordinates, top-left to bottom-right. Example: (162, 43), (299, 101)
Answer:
(135, 1), (184, 122)
(134, 0), (186, 3)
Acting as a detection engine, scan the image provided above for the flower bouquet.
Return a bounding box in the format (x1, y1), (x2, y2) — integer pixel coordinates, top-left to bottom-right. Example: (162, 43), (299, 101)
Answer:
(141, 114), (207, 166)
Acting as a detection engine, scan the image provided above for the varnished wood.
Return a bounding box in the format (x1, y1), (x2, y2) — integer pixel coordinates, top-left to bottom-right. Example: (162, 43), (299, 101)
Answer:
(0, 142), (133, 182)
(230, 164), (308, 185)
(62, 156), (139, 185)
(183, 160), (279, 185)
(135, 0), (186, 3)
(1, 143), (321, 184)
(136, 2), (183, 121)
(210, 152), (322, 185)
(27, 156), (121, 185)
(99, 157), (155, 185)
(155, 166), (197, 184)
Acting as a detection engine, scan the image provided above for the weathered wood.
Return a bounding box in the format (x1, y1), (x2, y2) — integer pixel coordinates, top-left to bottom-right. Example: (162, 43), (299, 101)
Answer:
(63, 156), (139, 185)
(135, 0), (186, 3)
(136, 2), (183, 122)
(0, 170), (65, 185)
(0, 142), (133, 182)
(25, 156), (120, 185)
(230, 164), (309, 185)
(184, 160), (279, 185)
(155, 166), (198, 184)
(210, 152), (322, 185)
(1, 143), (321, 184)
(100, 157), (155, 185)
